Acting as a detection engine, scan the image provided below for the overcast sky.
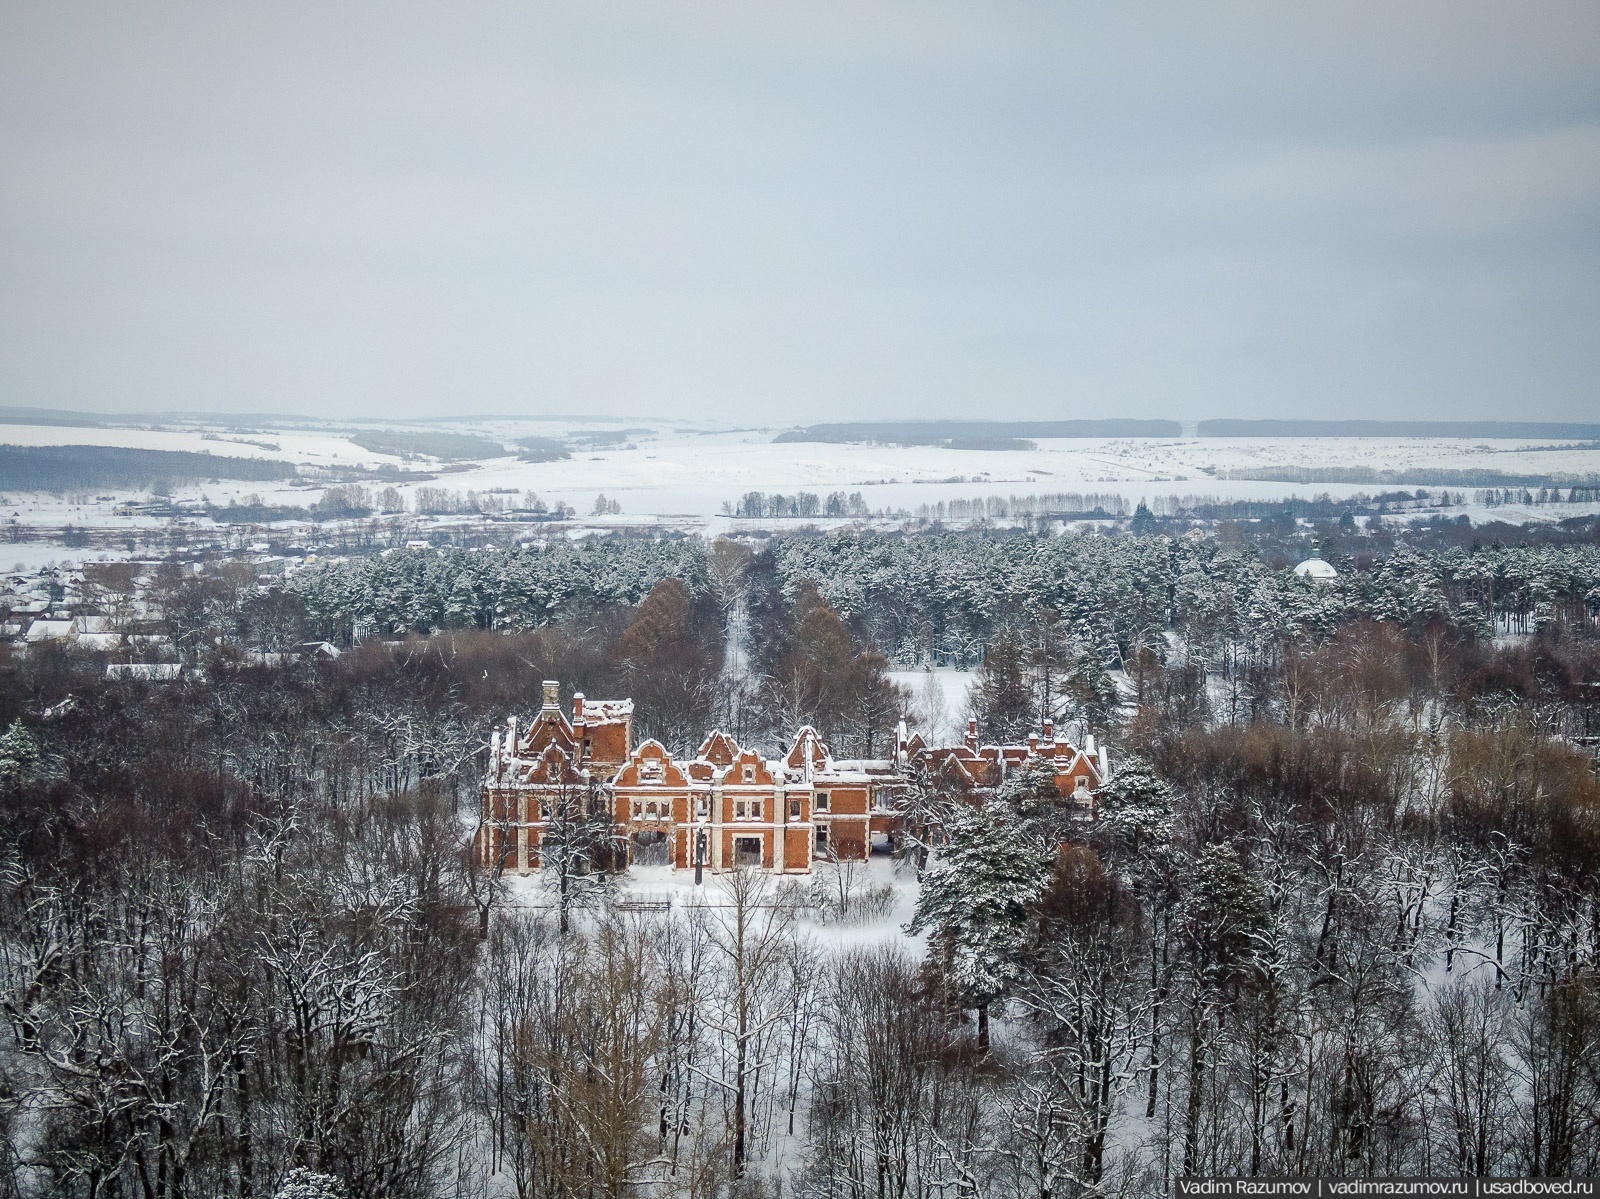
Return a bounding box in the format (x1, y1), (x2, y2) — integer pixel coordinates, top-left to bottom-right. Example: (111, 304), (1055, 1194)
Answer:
(1, 2), (1597, 425)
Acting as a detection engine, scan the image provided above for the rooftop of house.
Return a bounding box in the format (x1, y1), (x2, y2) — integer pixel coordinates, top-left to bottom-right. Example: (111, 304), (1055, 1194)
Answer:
(488, 684), (1110, 795)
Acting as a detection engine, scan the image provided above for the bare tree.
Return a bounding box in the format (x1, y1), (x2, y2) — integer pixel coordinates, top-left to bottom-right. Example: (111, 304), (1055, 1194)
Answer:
(691, 868), (800, 1180)
(539, 778), (624, 936)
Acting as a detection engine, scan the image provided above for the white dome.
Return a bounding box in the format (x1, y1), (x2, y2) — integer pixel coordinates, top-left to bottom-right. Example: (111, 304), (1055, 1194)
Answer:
(1293, 557), (1338, 580)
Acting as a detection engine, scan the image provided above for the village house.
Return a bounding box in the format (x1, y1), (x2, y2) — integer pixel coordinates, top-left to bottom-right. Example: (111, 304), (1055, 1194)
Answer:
(480, 682), (1109, 876)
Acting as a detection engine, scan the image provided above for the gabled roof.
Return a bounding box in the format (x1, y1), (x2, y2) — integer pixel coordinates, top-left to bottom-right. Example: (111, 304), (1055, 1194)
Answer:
(518, 706), (577, 760)
(1057, 748), (1104, 785)
(517, 742), (586, 787)
(74, 633), (124, 651)
(921, 749), (992, 784)
(912, 739), (1103, 794)
(786, 726), (831, 772)
(695, 729), (742, 765)
(931, 750), (988, 787)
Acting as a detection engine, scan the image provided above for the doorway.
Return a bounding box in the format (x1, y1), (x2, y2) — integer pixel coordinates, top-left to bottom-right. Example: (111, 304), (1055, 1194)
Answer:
(632, 829), (671, 867)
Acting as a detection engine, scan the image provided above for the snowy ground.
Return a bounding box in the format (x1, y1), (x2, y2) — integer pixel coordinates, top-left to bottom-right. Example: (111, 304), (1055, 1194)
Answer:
(0, 543), (138, 574)
(497, 855), (928, 954)
(4, 416), (1599, 542)
(889, 668), (975, 744)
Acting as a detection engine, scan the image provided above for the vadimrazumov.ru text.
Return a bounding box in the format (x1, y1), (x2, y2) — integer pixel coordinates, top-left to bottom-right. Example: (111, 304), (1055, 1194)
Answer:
(1176, 1181), (1597, 1197)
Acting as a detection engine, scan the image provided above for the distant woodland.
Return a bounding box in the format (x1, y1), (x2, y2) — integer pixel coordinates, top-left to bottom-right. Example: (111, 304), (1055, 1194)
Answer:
(347, 431), (510, 461)
(0, 444), (296, 491)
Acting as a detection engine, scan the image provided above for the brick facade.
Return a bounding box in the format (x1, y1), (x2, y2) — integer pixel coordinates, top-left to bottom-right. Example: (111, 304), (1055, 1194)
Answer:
(479, 681), (1110, 876)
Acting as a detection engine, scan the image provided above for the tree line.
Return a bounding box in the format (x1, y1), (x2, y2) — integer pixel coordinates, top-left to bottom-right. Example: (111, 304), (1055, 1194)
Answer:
(260, 525), (1600, 664)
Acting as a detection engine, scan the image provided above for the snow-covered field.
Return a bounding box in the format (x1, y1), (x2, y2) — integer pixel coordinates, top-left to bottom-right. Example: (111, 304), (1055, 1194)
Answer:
(4, 416), (1599, 545)
(0, 421), (415, 469)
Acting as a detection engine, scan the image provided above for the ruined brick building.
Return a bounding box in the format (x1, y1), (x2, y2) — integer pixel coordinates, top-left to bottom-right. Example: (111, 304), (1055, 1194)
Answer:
(480, 681), (1109, 875)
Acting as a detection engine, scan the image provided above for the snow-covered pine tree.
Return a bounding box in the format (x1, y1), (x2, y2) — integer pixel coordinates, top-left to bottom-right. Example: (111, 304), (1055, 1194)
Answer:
(971, 630), (1033, 744)
(273, 1168), (347, 1199)
(1175, 842), (1271, 1176)
(0, 720), (40, 786)
(1093, 753), (1173, 854)
(908, 800), (1054, 1050)
(1069, 644), (1120, 730)
(995, 754), (1067, 838)
(892, 759), (959, 877)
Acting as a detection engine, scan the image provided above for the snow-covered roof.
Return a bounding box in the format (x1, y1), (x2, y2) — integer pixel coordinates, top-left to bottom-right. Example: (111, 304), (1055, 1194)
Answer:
(585, 699), (634, 720)
(1293, 557), (1338, 580)
(25, 619), (74, 641)
(74, 632), (124, 651)
(107, 663), (182, 680)
(833, 758), (895, 773)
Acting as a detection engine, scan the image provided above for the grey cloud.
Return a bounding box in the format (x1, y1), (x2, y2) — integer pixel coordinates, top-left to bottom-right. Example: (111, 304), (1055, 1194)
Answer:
(0, 1), (1596, 421)
(1164, 124), (1600, 242)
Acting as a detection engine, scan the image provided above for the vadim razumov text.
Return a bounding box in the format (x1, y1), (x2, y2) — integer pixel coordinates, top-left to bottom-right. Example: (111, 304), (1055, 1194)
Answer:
(1175, 1181), (1597, 1197)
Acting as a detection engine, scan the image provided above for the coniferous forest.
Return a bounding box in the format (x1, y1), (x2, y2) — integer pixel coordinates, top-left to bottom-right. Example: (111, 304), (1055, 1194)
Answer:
(3, 518), (1600, 1197)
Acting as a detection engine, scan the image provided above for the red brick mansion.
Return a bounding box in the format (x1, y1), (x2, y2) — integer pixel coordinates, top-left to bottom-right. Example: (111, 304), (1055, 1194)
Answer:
(479, 681), (1110, 876)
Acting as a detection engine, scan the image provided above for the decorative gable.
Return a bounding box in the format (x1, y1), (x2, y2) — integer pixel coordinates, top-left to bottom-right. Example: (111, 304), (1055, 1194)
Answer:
(519, 743), (584, 787)
(728, 749), (772, 786)
(695, 729), (742, 766)
(519, 706), (577, 761)
(616, 739), (688, 788)
(786, 726), (831, 772)
(1057, 749), (1103, 789)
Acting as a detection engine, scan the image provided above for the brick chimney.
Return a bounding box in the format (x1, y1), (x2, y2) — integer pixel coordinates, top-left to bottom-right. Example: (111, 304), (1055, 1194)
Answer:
(542, 680), (559, 709)
(572, 692), (585, 722)
(1042, 717), (1054, 744)
(1028, 731), (1038, 754)
(965, 718), (978, 751)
